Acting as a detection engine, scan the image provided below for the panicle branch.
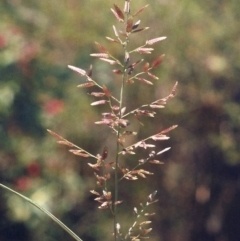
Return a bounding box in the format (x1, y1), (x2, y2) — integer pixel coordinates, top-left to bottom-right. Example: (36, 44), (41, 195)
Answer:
(124, 190), (158, 241)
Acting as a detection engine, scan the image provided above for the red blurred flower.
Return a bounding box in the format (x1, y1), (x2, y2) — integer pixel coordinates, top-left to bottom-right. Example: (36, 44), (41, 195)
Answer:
(26, 161), (41, 177)
(15, 176), (32, 191)
(43, 99), (65, 116)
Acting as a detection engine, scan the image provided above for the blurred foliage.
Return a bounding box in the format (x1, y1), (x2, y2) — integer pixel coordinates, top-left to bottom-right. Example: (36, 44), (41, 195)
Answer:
(0, 0), (240, 241)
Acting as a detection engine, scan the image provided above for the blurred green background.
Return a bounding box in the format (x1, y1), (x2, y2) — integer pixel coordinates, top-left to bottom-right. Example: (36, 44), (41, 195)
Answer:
(0, 0), (240, 241)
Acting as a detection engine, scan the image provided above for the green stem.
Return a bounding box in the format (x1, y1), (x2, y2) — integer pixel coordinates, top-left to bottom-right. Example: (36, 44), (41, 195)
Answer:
(0, 184), (83, 241)
(113, 5), (132, 240)
(114, 68), (125, 241)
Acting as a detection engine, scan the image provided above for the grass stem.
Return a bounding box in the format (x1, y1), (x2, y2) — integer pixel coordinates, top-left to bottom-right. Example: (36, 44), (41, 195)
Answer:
(0, 183), (83, 241)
